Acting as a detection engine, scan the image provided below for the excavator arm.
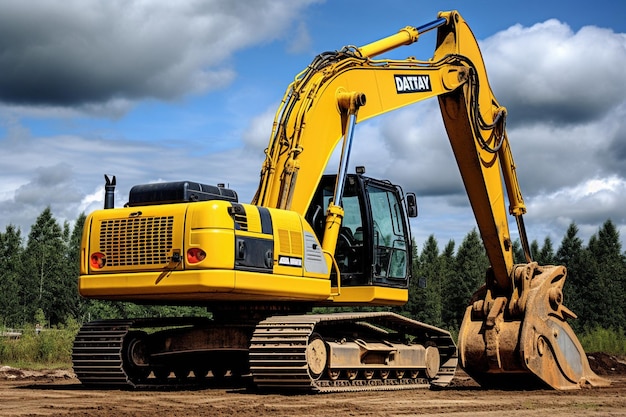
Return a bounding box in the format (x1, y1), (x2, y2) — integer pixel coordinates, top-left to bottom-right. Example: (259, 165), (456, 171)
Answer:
(252, 11), (608, 389)
(252, 12), (522, 277)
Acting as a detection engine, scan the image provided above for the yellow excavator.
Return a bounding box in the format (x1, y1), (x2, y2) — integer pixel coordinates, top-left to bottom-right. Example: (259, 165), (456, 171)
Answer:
(73, 11), (608, 392)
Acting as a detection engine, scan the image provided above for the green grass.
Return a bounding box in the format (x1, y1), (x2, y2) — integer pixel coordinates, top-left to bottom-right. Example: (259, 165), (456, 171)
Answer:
(579, 327), (626, 356)
(0, 323), (78, 369)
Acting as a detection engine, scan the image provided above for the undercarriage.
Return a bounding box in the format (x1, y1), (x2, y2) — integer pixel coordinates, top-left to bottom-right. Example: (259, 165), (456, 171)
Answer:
(72, 311), (457, 393)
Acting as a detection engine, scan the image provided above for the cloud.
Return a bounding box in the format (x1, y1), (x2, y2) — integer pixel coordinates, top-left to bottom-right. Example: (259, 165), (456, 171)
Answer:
(481, 20), (626, 125)
(241, 104), (277, 151)
(0, 0), (320, 113)
(14, 164), (79, 205)
(493, 98), (626, 205)
(286, 22), (314, 54)
(377, 103), (463, 196)
(528, 176), (626, 224)
(0, 162), (83, 234)
(522, 175), (626, 247)
(606, 103), (626, 176)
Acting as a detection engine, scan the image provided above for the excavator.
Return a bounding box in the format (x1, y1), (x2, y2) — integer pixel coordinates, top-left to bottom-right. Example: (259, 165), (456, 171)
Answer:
(72, 11), (608, 392)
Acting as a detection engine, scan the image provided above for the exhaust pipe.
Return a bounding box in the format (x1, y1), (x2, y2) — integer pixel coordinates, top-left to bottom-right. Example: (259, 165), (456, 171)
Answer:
(104, 175), (116, 209)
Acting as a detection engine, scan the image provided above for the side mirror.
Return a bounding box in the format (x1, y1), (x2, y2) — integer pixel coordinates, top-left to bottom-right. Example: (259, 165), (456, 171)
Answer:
(406, 193), (418, 218)
(418, 276), (427, 288)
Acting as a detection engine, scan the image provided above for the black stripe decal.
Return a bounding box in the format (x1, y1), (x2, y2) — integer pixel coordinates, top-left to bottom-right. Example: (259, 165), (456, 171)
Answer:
(257, 207), (273, 235)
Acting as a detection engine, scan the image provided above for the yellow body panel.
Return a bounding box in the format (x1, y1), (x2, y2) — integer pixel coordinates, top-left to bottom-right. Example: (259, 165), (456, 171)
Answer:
(80, 197), (413, 304)
(79, 270), (236, 298)
(234, 270), (330, 300)
(330, 286), (408, 306)
(79, 269), (331, 302)
(188, 228), (235, 269)
(79, 196), (409, 305)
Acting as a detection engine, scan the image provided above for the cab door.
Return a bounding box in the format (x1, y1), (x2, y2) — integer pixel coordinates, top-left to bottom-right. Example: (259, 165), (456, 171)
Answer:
(306, 174), (412, 289)
(364, 179), (411, 288)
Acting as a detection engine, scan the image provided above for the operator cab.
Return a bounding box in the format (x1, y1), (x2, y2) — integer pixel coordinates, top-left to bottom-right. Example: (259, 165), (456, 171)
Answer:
(306, 171), (416, 289)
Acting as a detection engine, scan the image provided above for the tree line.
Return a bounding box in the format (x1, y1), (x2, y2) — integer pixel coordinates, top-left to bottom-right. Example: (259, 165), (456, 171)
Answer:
(0, 208), (624, 335)
(407, 221), (626, 334)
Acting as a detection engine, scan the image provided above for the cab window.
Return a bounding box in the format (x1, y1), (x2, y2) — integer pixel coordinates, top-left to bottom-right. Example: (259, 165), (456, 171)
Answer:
(367, 184), (408, 281)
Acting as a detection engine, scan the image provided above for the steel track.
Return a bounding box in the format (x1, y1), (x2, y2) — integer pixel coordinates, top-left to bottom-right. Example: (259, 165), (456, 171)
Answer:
(249, 312), (457, 393)
(72, 318), (215, 390)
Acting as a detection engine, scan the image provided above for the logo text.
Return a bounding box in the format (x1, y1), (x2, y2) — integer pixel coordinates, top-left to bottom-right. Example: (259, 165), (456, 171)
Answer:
(394, 75), (432, 93)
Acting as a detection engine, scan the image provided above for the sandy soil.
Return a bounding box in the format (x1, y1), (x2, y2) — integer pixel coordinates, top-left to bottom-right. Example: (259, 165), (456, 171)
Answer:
(0, 354), (625, 417)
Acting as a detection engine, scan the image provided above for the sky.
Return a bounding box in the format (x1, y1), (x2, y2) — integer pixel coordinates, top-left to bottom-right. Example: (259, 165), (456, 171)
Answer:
(1, 0), (625, 255)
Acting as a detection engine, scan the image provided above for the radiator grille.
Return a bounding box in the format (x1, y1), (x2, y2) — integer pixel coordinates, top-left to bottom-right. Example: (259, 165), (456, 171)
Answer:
(98, 216), (174, 267)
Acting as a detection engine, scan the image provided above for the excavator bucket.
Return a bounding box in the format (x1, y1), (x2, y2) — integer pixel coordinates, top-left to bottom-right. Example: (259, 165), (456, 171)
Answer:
(458, 263), (610, 390)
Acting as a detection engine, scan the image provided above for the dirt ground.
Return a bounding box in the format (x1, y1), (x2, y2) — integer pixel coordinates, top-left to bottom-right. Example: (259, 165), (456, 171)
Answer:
(0, 353), (625, 417)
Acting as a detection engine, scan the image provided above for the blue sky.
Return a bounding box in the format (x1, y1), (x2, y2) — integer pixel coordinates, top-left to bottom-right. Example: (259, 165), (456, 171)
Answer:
(1, 0), (626, 254)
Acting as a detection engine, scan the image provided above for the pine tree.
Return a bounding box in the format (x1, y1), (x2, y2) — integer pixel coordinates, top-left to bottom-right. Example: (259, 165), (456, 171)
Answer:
(65, 213), (86, 321)
(537, 237), (555, 265)
(443, 229), (488, 330)
(584, 234), (603, 328)
(401, 237), (419, 318)
(530, 240), (540, 262)
(586, 220), (625, 330)
(438, 240), (456, 329)
(556, 223), (591, 331)
(23, 207), (68, 325)
(512, 239), (525, 264)
(409, 235), (443, 327)
(0, 225), (24, 327)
